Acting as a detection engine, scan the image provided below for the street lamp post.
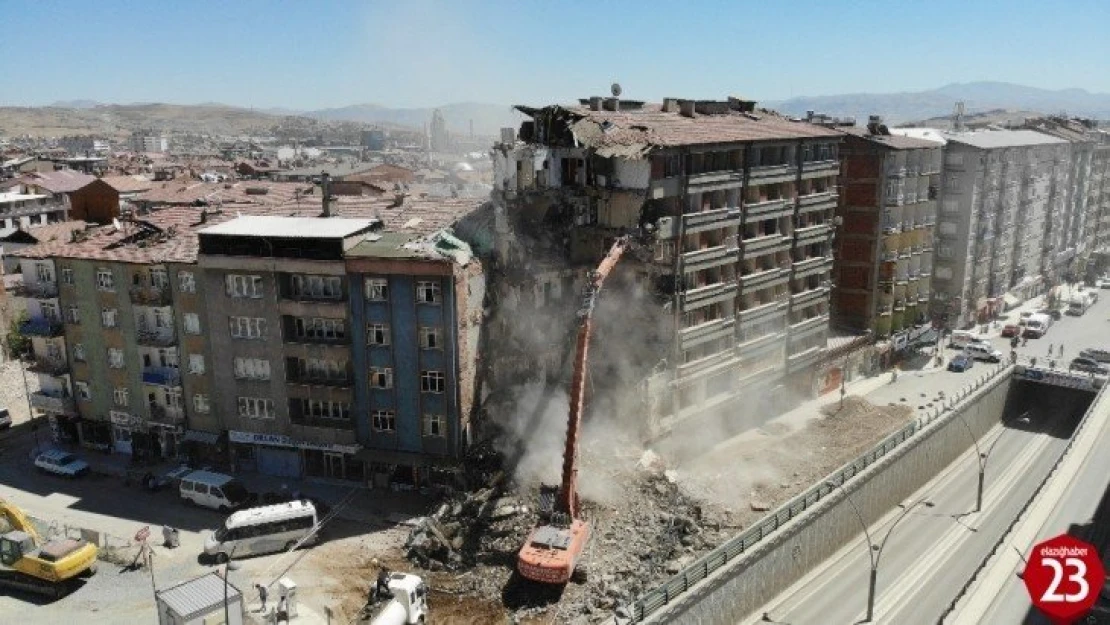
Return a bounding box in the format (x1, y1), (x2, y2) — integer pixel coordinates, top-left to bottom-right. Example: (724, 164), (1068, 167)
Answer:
(827, 481), (933, 622)
(951, 413), (1004, 514)
(223, 548), (240, 625)
(18, 350), (42, 451)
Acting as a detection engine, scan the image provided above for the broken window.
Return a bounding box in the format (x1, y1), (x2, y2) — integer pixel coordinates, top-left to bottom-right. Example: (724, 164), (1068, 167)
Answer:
(367, 323), (390, 346)
(365, 278), (389, 301)
(369, 367), (393, 389)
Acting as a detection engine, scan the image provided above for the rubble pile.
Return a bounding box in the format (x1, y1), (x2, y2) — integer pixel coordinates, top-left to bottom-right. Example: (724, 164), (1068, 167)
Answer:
(403, 448), (738, 623)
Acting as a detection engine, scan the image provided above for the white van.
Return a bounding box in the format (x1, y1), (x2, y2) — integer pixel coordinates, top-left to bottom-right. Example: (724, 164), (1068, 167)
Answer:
(950, 330), (984, 349)
(179, 471), (252, 512)
(1023, 313), (1052, 338)
(203, 501), (318, 561)
(965, 342), (1003, 363)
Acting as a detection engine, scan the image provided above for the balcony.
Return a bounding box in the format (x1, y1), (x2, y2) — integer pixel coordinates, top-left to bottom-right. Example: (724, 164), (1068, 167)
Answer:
(287, 373), (354, 388)
(787, 345), (824, 371)
(30, 391), (75, 414)
(738, 267), (788, 291)
(13, 281), (58, 299)
(790, 287), (828, 309)
(142, 367), (181, 387)
(885, 193), (905, 207)
(29, 357), (69, 376)
(792, 257), (833, 279)
(681, 280), (738, 308)
(136, 328), (177, 347)
(794, 224), (833, 246)
(885, 166), (907, 178)
(743, 198), (793, 220)
(149, 404), (185, 425)
(789, 314), (828, 338)
(800, 160), (839, 179)
(748, 163), (796, 184)
(679, 317), (734, 350)
(687, 170), (743, 191)
(740, 234), (790, 256)
(20, 317), (64, 337)
(129, 285), (171, 306)
(797, 190), (837, 211)
(682, 244), (733, 271)
(683, 207), (741, 234)
(737, 300), (788, 325)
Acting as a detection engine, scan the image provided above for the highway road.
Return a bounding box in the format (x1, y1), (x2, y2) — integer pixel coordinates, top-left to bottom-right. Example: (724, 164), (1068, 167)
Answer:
(749, 287), (1110, 625)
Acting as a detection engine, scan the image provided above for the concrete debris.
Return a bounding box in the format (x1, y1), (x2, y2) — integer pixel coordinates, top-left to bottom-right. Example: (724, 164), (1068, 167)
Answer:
(637, 449), (664, 472)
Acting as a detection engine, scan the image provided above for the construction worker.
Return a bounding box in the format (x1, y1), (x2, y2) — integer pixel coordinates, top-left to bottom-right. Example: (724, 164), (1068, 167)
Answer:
(369, 558), (392, 603)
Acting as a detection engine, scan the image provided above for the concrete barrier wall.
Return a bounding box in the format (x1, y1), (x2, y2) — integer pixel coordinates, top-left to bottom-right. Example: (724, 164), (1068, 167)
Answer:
(645, 373), (1012, 624)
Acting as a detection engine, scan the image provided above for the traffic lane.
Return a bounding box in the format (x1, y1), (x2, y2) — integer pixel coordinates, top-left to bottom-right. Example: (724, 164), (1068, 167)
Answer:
(879, 430), (1071, 624)
(978, 402), (1110, 624)
(772, 423), (1048, 624)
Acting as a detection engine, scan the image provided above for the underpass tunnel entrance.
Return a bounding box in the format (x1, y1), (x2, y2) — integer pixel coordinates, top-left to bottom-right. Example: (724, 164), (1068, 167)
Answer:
(1002, 379), (1097, 439)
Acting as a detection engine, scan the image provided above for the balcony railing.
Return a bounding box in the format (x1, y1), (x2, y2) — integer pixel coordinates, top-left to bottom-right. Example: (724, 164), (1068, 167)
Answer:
(792, 257), (833, 279)
(13, 281), (59, 299)
(740, 234), (790, 256)
(790, 287), (828, 309)
(20, 317), (64, 337)
(681, 281), (737, 308)
(743, 198), (793, 220)
(797, 190), (837, 208)
(129, 285), (172, 306)
(142, 367), (181, 387)
(794, 224), (832, 246)
(738, 267), (787, 291)
(30, 391), (75, 413)
(287, 374), (354, 388)
(682, 244), (732, 269)
(136, 328), (177, 347)
(683, 207), (741, 234)
(29, 357), (69, 376)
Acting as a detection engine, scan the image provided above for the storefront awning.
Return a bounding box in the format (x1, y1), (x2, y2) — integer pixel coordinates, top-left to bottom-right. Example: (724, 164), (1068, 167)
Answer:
(182, 430), (220, 445)
(354, 448), (462, 470)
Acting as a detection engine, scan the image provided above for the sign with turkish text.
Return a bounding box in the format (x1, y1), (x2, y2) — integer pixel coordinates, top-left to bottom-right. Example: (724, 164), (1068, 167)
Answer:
(1023, 534), (1104, 624)
(228, 430), (360, 455)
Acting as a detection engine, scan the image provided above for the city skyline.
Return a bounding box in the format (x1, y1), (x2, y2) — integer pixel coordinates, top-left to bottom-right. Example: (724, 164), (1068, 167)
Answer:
(2, 0), (1108, 110)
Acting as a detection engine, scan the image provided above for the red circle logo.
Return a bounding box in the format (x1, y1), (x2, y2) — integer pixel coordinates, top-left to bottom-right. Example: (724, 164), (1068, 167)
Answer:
(1023, 534), (1105, 624)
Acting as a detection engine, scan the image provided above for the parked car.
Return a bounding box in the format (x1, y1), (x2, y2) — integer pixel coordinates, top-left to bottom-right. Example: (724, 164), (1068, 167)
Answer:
(1098, 278), (1110, 289)
(34, 449), (90, 477)
(950, 330), (986, 349)
(0, 408), (11, 430)
(948, 353), (974, 372)
(1079, 348), (1110, 363)
(1069, 357), (1109, 375)
(179, 470), (253, 512)
(1000, 323), (1021, 337)
(965, 343), (1004, 363)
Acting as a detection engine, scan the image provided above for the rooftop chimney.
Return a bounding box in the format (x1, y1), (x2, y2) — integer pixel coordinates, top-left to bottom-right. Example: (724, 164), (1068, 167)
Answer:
(603, 97), (620, 112)
(679, 100), (696, 118)
(866, 115), (883, 135)
(589, 97), (603, 111)
(662, 98), (679, 113)
(321, 172), (333, 217)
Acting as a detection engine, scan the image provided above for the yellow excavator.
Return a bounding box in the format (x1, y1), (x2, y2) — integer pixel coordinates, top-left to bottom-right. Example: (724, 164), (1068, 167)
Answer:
(1, 497), (98, 598)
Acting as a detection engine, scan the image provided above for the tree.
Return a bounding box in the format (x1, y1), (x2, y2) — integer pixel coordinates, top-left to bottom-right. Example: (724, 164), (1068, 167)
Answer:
(5, 312), (30, 360)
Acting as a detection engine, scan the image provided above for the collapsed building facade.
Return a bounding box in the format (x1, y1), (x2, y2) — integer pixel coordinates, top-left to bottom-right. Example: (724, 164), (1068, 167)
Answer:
(488, 96), (844, 437)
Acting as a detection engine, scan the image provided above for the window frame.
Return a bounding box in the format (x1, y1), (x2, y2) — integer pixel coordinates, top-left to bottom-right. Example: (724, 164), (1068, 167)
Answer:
(178, 271), (196, 293)
(420, 370), (446, 394)
(415, 280), (441, 304)
(423, 413), (445, 437)
(419, 326), (442, 350)
(193, 394), (210, 413)
(367, 323), (390, 346)
(364, 277), (389, 301)
(369, 367), (394, 389)
(372, 410), (396, 432)
(96, 269), (114, 291)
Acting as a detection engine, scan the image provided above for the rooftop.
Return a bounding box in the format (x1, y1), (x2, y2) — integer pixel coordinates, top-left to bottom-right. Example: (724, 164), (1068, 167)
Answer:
(0, 191), (50, 204)
(99, 175), (154, 194)
(840, 126), (944, 150)
(279, 162), (378, 178)
(199, 215), (379, 239)
(157, 572), (241, 618)
(23, 169), (96, 193)
(943, 129), (1068, 149)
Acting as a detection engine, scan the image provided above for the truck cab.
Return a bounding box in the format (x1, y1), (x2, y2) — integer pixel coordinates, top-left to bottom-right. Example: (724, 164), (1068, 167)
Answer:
(364, 573), (427, 625)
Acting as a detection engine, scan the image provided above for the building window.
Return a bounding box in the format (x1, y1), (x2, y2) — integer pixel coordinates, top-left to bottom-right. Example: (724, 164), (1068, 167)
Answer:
(416, 281), (441, 304)
(76, 381), (91, 401)
(61, 268), (74, 285)
(107, 348), (124, 368)
(287, 358), (348, 384)
(369, 367), (393, 389)
(237, 397), (275, 419)
(293, 317), (346, 341)
(290, 275), (343, 300)
(233, 357), (271, 380)
(183, 313), (201, 335)
(229, 316), (266, 339)
(73, 343), (86, 362)
(188, 354), (205, 375)
(367, 323), (390, 346)
(300, 399), (350, 421)
(66, 306), (80, 324)
(225, 274), (263, 298)
(420, 370), (445, 393)
(372, 410), (396, 432)
(178, 271), (196, 293)
(423, 413), (445, 437)
(96, 269), (114, 291)
(150, 268), (168, 289)
(419, 326), (442, 350)
(365, 278), (389, 301)
(101, 308), (118, 328)
(153, 308), (169, 328)
(113, 387), (129, 407)
(193, 394), (210, 414)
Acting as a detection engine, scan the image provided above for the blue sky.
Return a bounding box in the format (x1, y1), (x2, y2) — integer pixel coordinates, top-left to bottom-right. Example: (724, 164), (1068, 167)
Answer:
(1, 0), (1107, 109)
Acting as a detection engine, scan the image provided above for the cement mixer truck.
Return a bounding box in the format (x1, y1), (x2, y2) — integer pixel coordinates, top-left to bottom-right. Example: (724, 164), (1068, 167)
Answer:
(357, 572), (428, 625)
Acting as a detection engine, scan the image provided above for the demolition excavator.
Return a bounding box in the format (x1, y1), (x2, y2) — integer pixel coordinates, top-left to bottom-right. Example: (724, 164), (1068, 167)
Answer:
(0, 497), (98, 597)
(517, 236), (630, 585)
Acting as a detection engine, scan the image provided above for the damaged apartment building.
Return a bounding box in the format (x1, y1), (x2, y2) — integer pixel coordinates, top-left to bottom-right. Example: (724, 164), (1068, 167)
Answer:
(489, 96), (843, 436)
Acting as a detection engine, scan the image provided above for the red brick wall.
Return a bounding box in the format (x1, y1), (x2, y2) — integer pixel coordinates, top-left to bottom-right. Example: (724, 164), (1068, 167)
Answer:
(844, 182), (879, 207)
(845, 154), (881, 178)
(67, 180), (119, 224)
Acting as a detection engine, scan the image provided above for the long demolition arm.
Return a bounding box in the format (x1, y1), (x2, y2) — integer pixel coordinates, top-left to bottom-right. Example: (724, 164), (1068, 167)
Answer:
(558, 236), (630, 519)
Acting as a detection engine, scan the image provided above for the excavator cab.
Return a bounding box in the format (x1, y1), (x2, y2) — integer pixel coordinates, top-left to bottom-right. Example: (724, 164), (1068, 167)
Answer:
(1, 531), (34, 566)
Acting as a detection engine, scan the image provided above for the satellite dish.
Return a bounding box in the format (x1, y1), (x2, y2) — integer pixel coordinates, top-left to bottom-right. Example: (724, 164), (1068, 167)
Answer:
(611, 83), (622, 97)
(112, 218), (122, 231)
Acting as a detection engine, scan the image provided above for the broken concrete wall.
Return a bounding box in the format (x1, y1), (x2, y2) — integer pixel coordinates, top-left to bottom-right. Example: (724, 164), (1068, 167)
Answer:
(454, 259), (486, 448)
(614, 159), (651, 189)
(599, 191), (647, 229)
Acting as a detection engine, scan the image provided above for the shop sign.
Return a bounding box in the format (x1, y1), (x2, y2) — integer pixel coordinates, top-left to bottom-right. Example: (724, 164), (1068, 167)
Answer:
(892, 332), (909, 351)
(110, 411), (142, 428)
(229, 430), (360, 455)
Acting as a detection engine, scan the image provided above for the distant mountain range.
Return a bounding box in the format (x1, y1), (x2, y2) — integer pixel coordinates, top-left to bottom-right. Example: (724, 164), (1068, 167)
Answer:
(764, 81), (1110, 126)
(8, 82), (1106, 140)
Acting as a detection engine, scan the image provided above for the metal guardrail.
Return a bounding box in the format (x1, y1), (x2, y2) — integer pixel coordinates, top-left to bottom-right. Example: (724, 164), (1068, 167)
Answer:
(623, 363), (1013, 623)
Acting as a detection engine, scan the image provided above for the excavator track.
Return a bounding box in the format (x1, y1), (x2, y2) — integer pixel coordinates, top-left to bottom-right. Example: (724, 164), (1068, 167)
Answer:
(0, 570), (75, 599)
